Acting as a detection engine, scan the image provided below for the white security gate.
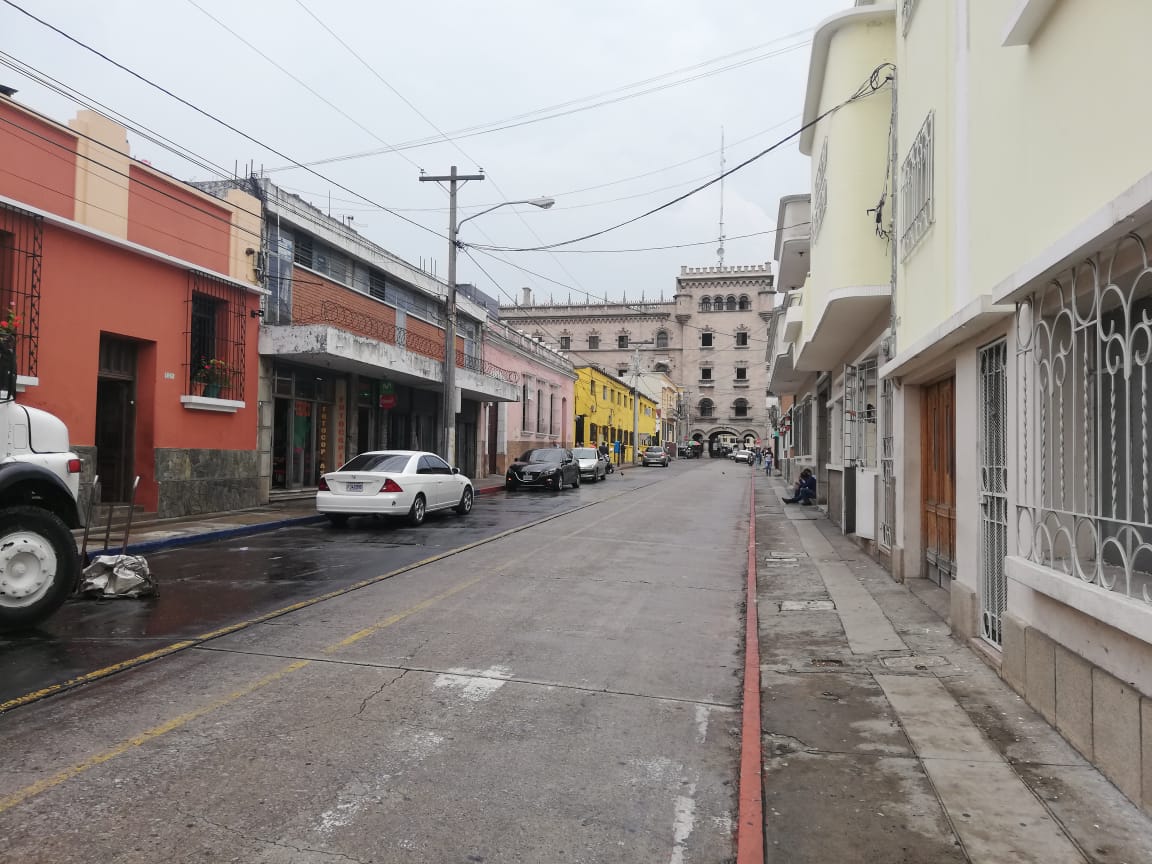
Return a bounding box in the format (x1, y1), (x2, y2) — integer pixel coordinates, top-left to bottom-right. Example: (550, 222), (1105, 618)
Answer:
(979, 340), (1008, 646)
(880, 377), (895, 551)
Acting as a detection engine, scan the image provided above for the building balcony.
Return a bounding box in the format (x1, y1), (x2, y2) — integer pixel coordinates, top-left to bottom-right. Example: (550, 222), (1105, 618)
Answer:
(795, 285), (892, 372)
(733, 380), (750, 388)
(774, 194), (812, 294)
(261, 299), (519, 402)
(783, 301), (804, 344)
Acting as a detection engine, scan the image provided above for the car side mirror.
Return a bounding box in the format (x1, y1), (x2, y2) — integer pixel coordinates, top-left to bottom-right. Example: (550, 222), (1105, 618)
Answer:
(452, 467), (460, 474)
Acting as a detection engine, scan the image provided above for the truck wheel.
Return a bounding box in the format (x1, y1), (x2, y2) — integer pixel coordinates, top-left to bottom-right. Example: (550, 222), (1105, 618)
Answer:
(0, 506), (79, 632)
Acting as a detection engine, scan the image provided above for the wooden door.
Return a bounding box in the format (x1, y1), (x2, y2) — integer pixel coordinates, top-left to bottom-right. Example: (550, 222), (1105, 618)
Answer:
(921, 377), (956, 586)
(95, 336), (137, 502)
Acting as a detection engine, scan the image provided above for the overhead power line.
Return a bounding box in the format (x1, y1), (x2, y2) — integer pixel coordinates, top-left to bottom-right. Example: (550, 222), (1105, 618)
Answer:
(470, 66), (895, 254)
(261, 34), (813, 173)
(0, 0), (447, 241)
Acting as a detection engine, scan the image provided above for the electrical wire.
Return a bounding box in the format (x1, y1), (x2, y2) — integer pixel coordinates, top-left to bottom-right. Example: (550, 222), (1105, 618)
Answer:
(0, 0), (448, 242)
(275, 114), (801, 216)
(0, 51), (258, 208)
(182, 0), (423, 173)
(0, 113), (267, 246)
(470, 66), (895, 253)
(531, 223), (812, 254)
(261, 29), (813, 172)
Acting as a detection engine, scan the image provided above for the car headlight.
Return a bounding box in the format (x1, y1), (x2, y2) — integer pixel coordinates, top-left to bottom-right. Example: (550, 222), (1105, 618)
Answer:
(541, 467), (557, 475)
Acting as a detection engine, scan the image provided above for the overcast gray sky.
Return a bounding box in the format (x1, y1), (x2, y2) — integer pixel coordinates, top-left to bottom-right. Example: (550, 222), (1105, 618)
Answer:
(1, 0), (845, 305)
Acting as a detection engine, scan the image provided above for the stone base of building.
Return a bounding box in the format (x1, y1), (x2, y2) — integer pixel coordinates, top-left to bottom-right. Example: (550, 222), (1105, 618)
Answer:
(1000, 612), (1152, 818)
(155, 448), (262, 518)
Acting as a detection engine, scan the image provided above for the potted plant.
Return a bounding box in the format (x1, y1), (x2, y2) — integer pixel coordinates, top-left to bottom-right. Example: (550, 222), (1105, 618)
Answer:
(0, 303), (20, 350)
(194, 358), (232, 398)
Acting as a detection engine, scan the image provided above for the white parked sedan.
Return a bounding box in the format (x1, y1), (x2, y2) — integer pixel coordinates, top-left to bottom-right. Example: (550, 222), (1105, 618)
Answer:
(316, 450), (474, 527)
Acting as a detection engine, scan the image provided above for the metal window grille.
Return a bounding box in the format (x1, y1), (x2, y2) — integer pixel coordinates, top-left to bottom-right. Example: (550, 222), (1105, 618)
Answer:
(186, 271), (247, 400)
(795, 398), (813, 457)
(812, 138), (828, 242)
(979, 340), (1009, 645)
(292, 233), (313, 268)
(699, 399), (713, 418)
(736, 331), (749, 347)
(900, 112), (935, 260)
(880, 377), (896, 550)
(656, 330), (669, 348)
(700, 367), (712, 381)
(902, 0), (921, 36)
(1016, 231), (1152, 606)
(368, 271), (387, 301)
(588, 335), (600, 349)
(0, 202), (41, 380)
(733, 399), (749, 419)
(618, 334), (629, 348)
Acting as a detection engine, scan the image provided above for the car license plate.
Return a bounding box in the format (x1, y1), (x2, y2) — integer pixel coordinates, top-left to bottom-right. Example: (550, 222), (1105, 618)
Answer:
(345, 482), (364, 492)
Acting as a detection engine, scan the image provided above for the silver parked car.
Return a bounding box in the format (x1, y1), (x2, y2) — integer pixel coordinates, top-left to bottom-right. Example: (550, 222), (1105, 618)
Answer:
(572, 447), (607, 482)
(731, 449), (754, 464)
(641, 445), (669, 467)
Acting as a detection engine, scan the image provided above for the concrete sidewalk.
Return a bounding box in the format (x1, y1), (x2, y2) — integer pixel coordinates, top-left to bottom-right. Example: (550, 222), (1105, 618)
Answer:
(753, 471), (1152, 863)
(79, 475), (509, 556)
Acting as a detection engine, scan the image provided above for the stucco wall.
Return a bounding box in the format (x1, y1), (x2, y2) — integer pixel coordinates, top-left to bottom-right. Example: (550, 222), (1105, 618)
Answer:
(803, 15), (895, 346)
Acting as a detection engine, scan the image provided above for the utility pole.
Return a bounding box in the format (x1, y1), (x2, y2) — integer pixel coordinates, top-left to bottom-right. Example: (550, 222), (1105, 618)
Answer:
(420, 166), (484, 464)
(629, 340), (654, 465)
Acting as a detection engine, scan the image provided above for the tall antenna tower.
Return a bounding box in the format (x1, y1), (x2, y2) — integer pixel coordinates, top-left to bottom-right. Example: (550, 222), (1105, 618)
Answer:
(717, 127), (726, 268)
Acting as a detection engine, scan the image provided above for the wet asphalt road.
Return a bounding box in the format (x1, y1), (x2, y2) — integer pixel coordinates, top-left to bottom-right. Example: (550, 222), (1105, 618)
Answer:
(0, 464), (682, 706)
(1, 456), (751, 863)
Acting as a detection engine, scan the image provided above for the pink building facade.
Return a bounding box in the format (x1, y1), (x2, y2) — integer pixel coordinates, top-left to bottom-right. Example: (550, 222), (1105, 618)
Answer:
(481, 320), (576, 475)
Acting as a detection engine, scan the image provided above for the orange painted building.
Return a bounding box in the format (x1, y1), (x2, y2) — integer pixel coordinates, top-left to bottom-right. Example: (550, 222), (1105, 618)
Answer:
(0, 94), (264, 517)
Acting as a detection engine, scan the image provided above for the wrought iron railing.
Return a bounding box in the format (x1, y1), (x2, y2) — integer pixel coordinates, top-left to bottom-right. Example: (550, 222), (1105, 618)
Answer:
(455, 350), (519, 385)
(291, 298), (518, 383)
(900, 112), (935, 260)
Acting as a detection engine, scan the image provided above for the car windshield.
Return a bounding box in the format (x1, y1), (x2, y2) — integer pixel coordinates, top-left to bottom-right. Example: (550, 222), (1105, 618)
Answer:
(521, 449), (564, 463)
(572, 448), (597, 458)
(338, 453), (411, 473)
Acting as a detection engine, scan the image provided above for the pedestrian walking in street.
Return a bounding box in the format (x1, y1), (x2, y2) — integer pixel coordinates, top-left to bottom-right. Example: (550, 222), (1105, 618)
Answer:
(764, 449), (774, 476)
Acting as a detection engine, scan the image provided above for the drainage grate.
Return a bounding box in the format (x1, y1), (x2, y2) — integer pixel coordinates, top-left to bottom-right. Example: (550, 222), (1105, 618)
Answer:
(779, 600), (836, 612)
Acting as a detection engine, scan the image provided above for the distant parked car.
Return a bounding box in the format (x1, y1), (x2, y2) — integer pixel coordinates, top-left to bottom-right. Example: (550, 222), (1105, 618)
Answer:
(317, 450), (473, 527)
(572, 447), (607, 483)
(731, 449), (754, 464)
(506, 448), (581, 491)
(641, 445), (669, 467)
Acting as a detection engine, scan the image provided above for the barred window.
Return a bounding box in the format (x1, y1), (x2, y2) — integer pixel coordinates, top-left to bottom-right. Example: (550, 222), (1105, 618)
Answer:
(698, 398), (714, 418)
(186, 271), (247, 400)
(655, 329), (669, 348)
(618, 334), (629, 349)
(700, 296), (712, 312)
(812, 138), (828, 242)
(588, 334), (600, 349)
(900, 112), (935, 260)
(368, 271), (387, 301)
(738, 295), (751, 311)
(735, 331), (749, 347)
(0, 202), (42, 380)
(733, 399), (749, 418)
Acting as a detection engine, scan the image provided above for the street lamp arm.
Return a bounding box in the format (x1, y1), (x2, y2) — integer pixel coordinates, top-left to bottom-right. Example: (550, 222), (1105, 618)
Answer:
(457, 197), (555, 232)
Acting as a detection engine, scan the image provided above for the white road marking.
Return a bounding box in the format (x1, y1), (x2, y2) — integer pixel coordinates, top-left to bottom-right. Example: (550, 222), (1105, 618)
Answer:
(694, 704), (711, 743)
(433, 665), (513, 702)
(668, 782), (697, 864)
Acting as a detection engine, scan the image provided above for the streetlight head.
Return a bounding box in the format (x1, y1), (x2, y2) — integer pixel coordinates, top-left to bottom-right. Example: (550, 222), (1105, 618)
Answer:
(530, 197), (555, 210)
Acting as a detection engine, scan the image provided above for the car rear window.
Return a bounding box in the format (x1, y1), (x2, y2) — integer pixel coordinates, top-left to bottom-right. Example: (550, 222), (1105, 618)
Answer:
(572, 448), (597, 458)
(338, 453), (411, 472)
(521, 449), (564, 463)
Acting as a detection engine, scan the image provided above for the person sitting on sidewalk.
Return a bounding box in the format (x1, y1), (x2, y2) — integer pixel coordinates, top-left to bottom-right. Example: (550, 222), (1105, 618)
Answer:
(782, 468), (816, 505)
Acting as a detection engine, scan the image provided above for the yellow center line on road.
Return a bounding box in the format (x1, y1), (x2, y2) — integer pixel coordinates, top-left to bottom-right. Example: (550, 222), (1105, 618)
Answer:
(0, 659), (311, 816)
(0, 477), (673, 813)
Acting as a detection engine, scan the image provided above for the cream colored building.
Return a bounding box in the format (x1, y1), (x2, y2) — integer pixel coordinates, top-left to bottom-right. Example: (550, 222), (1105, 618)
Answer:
(769, 0), (1152, 815)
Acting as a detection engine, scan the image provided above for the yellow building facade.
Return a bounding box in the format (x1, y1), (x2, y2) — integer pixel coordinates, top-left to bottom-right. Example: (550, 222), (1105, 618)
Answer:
(573, 366), (658, 463)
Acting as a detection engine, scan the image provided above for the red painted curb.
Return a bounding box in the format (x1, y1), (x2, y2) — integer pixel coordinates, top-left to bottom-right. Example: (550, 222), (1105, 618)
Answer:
(737, 474), (765, 863)
(475, 484), (505, 497)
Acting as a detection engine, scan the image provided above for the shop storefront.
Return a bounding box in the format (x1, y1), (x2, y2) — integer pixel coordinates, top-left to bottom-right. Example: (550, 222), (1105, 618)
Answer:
(271, 365), (347, 490)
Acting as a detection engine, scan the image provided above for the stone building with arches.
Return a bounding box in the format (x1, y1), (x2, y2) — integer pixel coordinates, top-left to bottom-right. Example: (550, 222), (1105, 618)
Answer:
(500, 263), (775, 455)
